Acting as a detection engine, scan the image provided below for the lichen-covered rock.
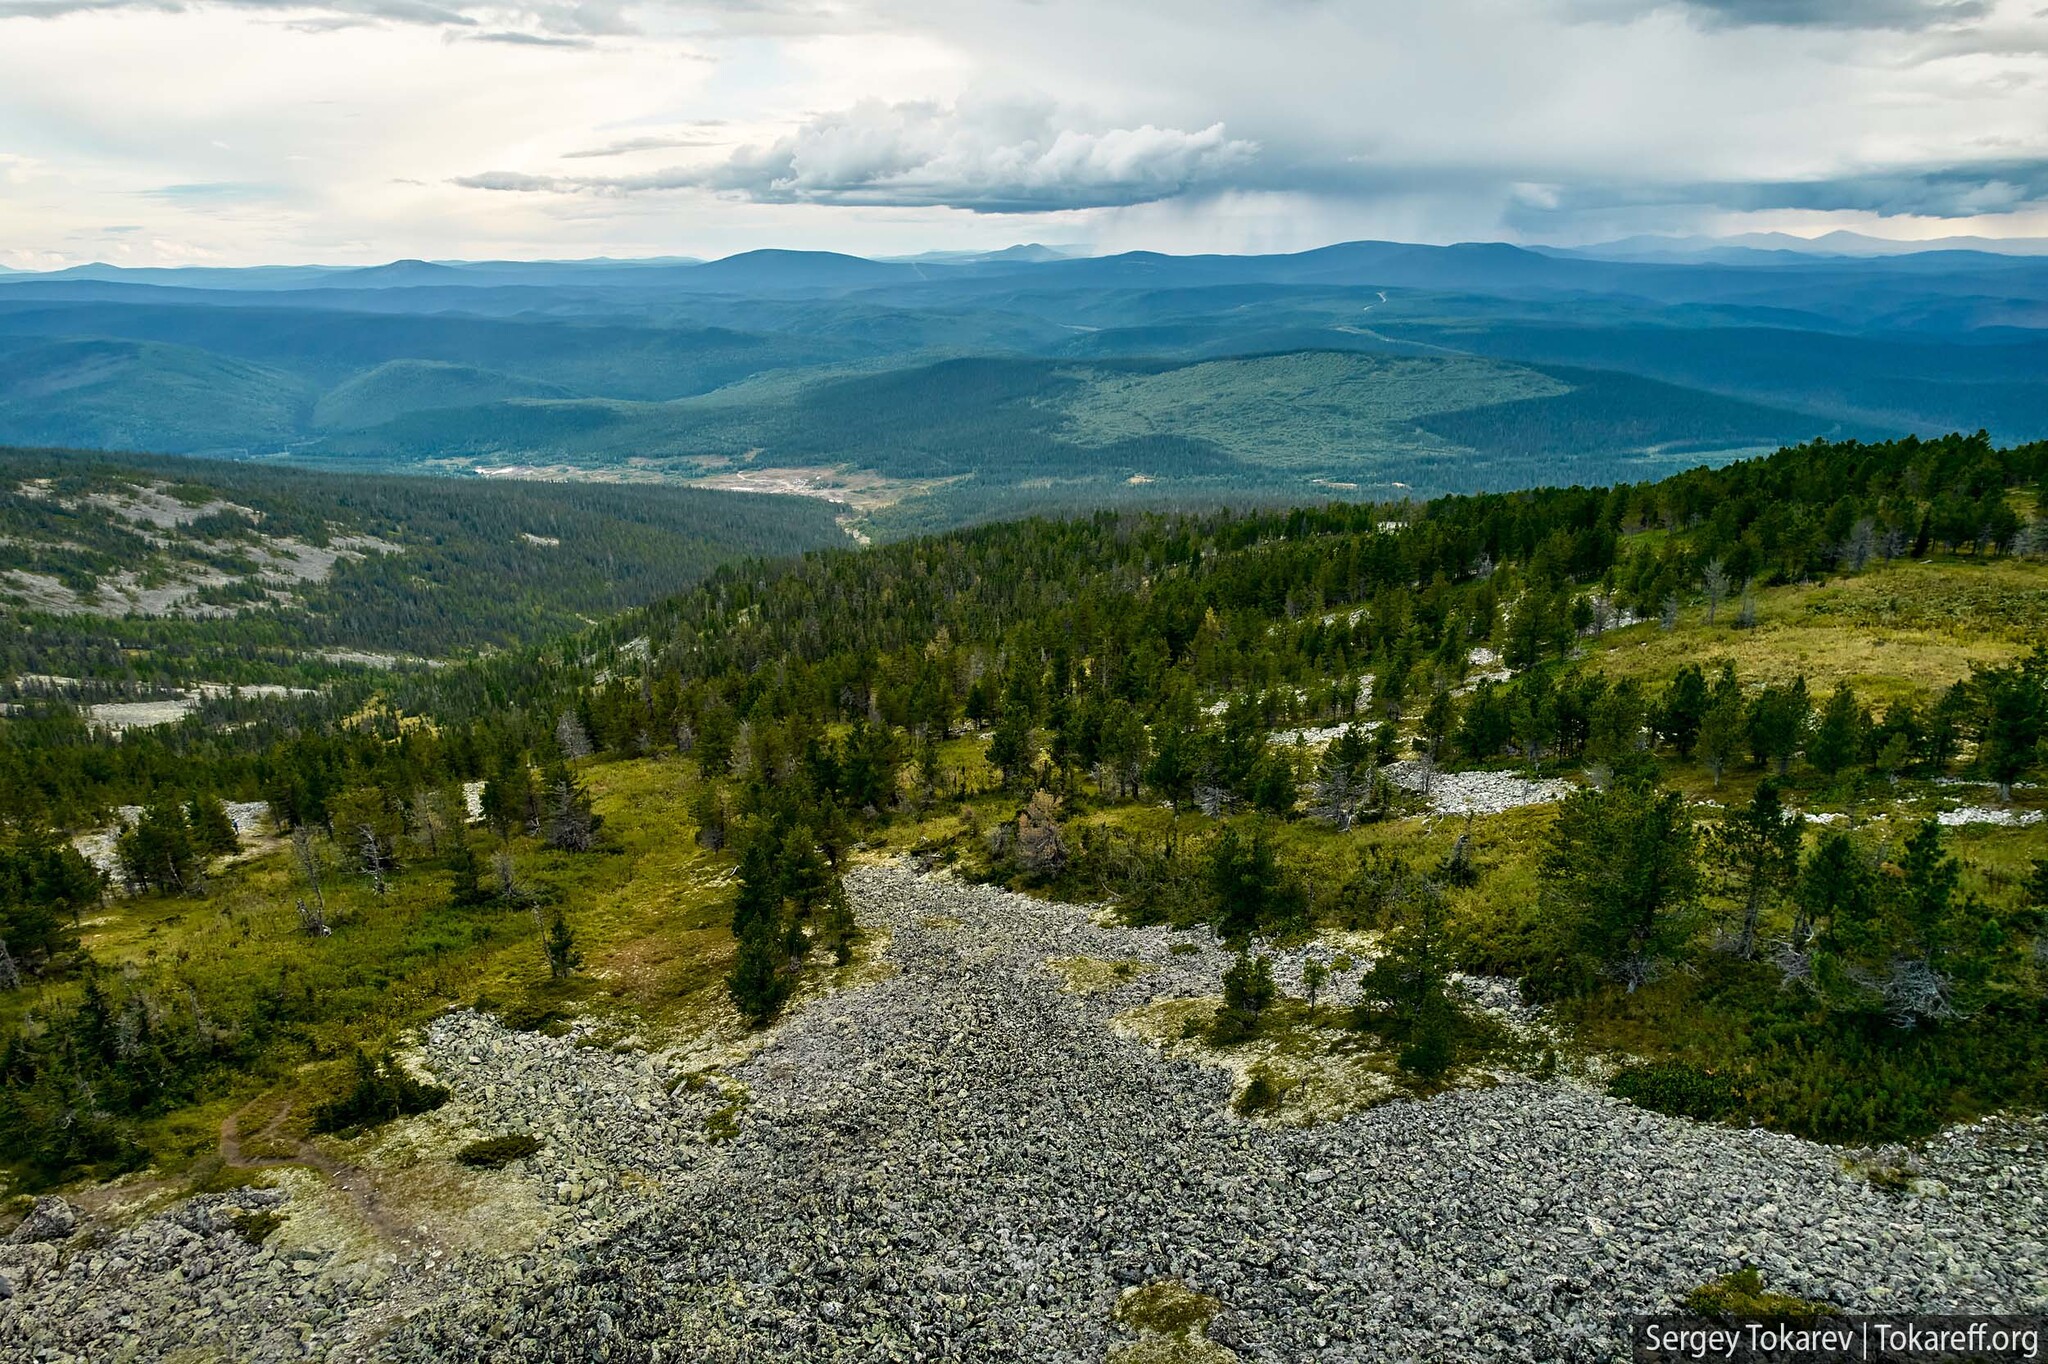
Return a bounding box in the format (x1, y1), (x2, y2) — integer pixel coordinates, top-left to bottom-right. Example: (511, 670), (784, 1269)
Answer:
(6, 862), (2044, 1363)
(5, 1197), (76, 1245)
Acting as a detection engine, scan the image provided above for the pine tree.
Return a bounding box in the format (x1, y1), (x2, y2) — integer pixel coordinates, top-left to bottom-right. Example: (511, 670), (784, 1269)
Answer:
(1358, 877), (1458, 1077)
(1794, 831), (1877, 956)
(117, 801), (198, 894)
(1746, 678), (1811, 776)
(541, 909), (583, 981)
(1211, 951), (1277, 1043)
(1808, 685), (1866, 782)
(1539, 779), (1701, 993)
(446, 834), (487, 906)
(1307, 747), (1365, 829)
(987, 709), (1034, 789)
(1656, 662), (1709, 759)
(1974, 653), (2047, 801)
(1714, 780), (1803, 958)
(1697, 665), (1745, 787)
(1206, 822), (1301, 943)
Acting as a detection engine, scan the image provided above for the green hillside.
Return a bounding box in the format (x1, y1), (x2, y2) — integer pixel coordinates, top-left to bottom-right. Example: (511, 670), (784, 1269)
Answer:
(10, 242), (2021, 534)
(0, 338), (311, 455)
(1059, 352), (1569, 464)
(0, 448), (848, 688)
(311, 351), (1859, 534)
(310, 360), (575, 431)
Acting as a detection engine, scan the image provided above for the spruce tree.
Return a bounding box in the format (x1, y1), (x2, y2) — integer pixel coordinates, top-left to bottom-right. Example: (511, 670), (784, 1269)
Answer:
(727, 836), (790, 1025)
(187, 797), (240, 860)
(541, 910), (583, 981)
(818, 879), (858, 966)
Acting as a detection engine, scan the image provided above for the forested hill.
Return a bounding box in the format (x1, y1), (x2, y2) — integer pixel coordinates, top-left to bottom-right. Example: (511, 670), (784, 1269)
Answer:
(583, 431), (2042, 723)
(3, 431), (2046, 1202)
(0, 448), (847, 688)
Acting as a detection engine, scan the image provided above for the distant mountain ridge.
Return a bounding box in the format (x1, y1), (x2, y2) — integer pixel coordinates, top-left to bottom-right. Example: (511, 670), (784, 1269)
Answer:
(0, 234), (2040, 531)
(11, 235), (2048, 298)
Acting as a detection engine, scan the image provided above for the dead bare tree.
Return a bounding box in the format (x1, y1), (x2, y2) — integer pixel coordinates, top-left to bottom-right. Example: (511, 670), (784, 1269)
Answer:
(1701, 559), (1729, 625)
(1015, 791), (1068, 876)
(357, 825), (389, 897)
(291, 826), (326, 914)
(407, 788), (447, 856)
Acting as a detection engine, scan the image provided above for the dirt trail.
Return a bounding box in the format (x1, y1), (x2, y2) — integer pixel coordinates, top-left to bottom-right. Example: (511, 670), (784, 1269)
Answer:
(219, 1103), (428, 1252)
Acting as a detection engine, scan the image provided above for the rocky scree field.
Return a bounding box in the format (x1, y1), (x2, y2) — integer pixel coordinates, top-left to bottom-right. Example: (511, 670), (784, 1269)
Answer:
(2, 863), (2043, 1363)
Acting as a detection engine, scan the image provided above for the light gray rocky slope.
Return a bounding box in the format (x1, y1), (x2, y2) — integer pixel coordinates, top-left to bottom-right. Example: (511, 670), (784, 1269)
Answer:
(5, 863), (2044, 1363)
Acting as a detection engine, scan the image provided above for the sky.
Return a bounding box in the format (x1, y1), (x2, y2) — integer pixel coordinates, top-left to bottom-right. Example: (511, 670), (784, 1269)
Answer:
(2, 0), (2047, 268)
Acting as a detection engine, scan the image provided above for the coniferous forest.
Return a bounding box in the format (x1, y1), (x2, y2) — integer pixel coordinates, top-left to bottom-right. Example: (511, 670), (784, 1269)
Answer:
(2, 430), (2044, 1191)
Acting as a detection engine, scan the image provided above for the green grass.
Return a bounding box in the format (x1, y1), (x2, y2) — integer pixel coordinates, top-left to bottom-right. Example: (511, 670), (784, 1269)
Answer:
(0, 754), (747, 1189)
(1584, 555), (2048, 707)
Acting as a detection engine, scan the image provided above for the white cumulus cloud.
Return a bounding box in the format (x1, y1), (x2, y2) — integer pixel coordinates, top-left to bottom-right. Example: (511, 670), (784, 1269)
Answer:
(455, 97), (1259, 212)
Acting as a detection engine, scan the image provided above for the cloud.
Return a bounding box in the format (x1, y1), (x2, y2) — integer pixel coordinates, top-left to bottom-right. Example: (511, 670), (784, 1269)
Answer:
(1568, 0), (1992, 29)
(1675, 0), (1989, 28)
(468, 27), (591, 44)
(6, 0), (2048, 262)
(450, 170), (566, 191)
(143, 180), (278, 200)
(562, 133), (717, 157)
(1513, 159), (2048, 222)
(0, 0), (635, 33)
(1730, 160), (2048, 216)
(455, 97), (1258, 212)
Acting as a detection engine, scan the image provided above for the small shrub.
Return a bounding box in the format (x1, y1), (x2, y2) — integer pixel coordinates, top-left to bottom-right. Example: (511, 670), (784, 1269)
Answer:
(1683, 1268), (1834, 1321)
(310, 1051), (449, 1134)
(705, 1103), (744, 1143)
(495, 997), (566, 1032)
(455, 1134), (542, 1168)
(1208, 1006), (1258, 1045)
(1114, 1278), (1225, 1336)
(1844, 1157), (1919, 1195)
(230, 1208), (284, 1245)
(1233, 1067), (1287, 1115)
(1608, 1061), (1739, 1122)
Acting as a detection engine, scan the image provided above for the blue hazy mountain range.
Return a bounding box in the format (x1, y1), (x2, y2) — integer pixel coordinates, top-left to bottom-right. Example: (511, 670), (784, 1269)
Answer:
(2, 239), (2041, 533)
